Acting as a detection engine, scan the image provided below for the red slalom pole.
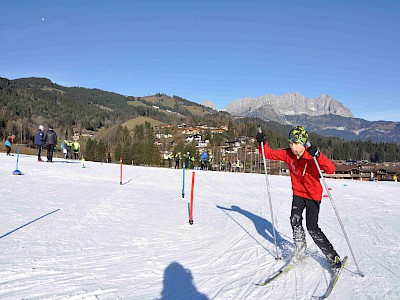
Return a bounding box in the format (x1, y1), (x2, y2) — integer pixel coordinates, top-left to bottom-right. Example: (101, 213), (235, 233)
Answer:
(120, 157), (123, 185)
(189, 172), (195, 225)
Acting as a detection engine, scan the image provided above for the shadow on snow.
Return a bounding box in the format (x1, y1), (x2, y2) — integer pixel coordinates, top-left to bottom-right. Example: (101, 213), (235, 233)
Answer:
(0, 209), (61, 240)
(217, 204), (293, 258)
(159, 262), (208, 300)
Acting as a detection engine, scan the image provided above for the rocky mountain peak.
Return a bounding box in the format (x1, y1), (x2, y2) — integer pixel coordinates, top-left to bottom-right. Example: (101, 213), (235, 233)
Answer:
(224, 92), (354, 122)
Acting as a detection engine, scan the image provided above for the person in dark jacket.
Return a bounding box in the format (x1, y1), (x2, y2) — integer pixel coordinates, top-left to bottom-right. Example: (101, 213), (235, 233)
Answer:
(175, 152), (181, 169)
(34, 125), (46, 162)
(256, 126), (342, 271)
(45, 126), (58, 162)
(184, 152), (190, 169)
(66, 140), (73, 159)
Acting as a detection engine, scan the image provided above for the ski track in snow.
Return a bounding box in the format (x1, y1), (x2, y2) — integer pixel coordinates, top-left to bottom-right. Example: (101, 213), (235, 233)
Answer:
(0, 153), (399, 299)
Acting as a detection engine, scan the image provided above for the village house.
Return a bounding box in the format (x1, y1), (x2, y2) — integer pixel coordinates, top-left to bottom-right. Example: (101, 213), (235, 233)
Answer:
(375, 163), (400, 181)
(324, 162), (400, 181)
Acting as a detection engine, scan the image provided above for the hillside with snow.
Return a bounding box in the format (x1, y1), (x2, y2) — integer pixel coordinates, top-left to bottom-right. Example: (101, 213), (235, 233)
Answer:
(1, 152), (399, 299)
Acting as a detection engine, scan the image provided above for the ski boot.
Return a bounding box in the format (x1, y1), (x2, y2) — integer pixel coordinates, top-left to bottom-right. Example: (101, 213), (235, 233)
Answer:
(326, 253), (342, 272)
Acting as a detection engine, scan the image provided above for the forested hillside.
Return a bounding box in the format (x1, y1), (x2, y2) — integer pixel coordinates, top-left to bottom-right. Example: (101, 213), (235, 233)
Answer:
(0, 77), (177, 139)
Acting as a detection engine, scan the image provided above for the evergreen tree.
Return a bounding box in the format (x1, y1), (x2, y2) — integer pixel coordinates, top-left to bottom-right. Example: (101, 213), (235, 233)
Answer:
(122, 142), (133, 164)
(85, 138), (96, 161)
(96, 140), (107, 162)
(114, 144), (122, 162)
(210, 132), (223, 146)
(225, 118), (236, 140)
(132, 140), (143, 165)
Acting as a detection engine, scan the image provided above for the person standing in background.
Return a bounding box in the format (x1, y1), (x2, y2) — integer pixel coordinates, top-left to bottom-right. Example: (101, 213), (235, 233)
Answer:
(72, 140), (80, 159)
(175, 152), (181, 169)
(201, 149), (208, 170)
(45, 126), (58, 162)
(66, 140), (73, 159)
(61, 140), (68, 159)
(4, 137), (12, 156)
(167, 153), (173, 168)
(34, 125), (46, 162)
(185, 152), (190, 169)
(5, 134), (15, 156)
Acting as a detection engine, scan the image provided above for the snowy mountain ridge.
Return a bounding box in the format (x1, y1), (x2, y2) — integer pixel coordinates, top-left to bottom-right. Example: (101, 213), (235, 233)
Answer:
(224, 92), (400, 143)
(224, 92), (354, 122)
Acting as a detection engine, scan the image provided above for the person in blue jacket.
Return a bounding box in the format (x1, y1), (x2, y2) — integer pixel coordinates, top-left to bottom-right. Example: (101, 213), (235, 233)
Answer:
(4, 138), (12, 156)
(201, 149), (209, 170)
(34, 125), (46, 162)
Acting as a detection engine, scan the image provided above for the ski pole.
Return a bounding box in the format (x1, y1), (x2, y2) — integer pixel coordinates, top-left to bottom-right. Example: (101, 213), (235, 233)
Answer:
(182, 162), (185, 198)
(259, 127), (280, 260)
(306, 141), (364, 277)
(120, 157), (123, 185)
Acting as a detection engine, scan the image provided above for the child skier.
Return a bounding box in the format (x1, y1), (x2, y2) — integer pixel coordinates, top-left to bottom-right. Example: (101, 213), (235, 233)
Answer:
(61, 140), (68, 159)
(256, 126), (342, 270)
(4, 138), (12, 156)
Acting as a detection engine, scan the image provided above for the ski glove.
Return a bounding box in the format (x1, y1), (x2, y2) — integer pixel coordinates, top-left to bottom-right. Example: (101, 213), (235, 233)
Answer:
(256, 132), (266, 145)
(307, 144), (320, 158)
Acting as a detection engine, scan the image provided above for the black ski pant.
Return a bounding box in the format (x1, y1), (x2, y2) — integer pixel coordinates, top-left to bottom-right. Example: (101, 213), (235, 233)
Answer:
(47, 144), (55, 162)
(37, 145), (43, 160)
(290, 195), (337, 257)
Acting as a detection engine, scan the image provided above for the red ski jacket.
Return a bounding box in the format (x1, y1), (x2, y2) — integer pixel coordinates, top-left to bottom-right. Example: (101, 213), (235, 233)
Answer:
(259, 143), (336, 201)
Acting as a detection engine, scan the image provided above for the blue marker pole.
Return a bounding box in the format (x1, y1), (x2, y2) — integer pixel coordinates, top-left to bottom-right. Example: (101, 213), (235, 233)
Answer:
(182, 162), (186, 198)
(13, 147), (22, 175)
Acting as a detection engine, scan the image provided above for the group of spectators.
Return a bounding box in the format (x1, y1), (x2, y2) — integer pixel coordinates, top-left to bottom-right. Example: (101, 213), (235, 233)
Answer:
(167, 149), (211, 170)
(33, 125), (80, 162)
(2, 125), (78, 163)
(34, 125), (57, 162)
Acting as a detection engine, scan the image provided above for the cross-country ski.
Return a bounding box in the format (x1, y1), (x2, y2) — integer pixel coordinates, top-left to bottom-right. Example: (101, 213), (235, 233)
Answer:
(256, 254), (311, 286)
(316, 256), (349, 299)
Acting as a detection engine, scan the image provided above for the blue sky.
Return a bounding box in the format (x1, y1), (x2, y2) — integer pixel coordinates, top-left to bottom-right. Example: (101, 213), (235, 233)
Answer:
(1, 0), (399, 121)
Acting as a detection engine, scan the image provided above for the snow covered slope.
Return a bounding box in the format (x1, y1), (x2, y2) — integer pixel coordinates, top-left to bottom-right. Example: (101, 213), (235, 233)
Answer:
(0, 153), (399, 299)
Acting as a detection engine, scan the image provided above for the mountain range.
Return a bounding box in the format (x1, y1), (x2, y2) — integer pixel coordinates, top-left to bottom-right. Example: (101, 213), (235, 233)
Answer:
(224, 93), (400, 143)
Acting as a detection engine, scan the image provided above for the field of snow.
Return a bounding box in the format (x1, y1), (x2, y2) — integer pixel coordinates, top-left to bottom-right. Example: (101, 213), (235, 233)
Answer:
(1, 152), (399, 299)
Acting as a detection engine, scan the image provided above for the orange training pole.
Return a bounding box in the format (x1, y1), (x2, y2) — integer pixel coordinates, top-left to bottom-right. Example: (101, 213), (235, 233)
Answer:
(189, 172), (195, 225)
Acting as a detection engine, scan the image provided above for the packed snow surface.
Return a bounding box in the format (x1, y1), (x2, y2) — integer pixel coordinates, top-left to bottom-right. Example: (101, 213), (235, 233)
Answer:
(1, 153), (399, 299)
